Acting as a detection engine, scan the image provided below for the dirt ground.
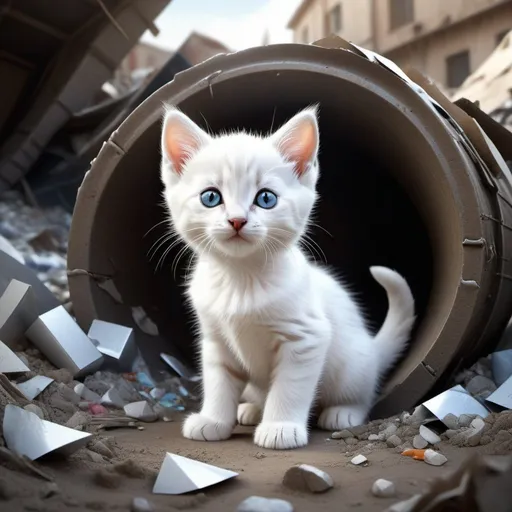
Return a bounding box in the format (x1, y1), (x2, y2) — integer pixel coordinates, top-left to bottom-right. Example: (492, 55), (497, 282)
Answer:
(1, 415), (486, 512)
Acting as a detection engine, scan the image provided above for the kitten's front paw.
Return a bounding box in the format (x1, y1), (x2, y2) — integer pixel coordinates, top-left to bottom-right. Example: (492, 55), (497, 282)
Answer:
(182, 413), (233, 441)
(317, 405), (368, 431)
(253, 421), (308, 450)
(237, 403), (262, 426)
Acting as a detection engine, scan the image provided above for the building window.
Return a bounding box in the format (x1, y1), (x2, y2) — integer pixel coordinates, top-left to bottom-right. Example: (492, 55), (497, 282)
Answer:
(496, 29), (510, 46)
(325, 4), (342, 35)
(446, 50), (470, 89)
(301, 26), (309, 43)
(389, 0), (414, 30)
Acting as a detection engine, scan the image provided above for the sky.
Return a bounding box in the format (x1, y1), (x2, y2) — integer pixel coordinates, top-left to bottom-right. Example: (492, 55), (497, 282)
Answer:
(141, 0), (302, 51)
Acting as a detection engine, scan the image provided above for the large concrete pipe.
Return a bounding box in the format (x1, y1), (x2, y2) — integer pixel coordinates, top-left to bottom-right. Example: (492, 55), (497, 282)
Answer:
(68, 37), (512, 417)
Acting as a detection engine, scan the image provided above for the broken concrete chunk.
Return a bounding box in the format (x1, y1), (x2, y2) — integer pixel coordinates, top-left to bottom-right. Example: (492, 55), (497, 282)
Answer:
(386, 435), (402, 448)
(101, 387), (125, 409)
(492, 349), (512, 387)
(381, 424), (398, 440)
(458, 414), (476, 427)
(419, 425), (441, 445)
(16, 375), (53, 400)
(282, 464), (333, 493)
(332, 429), (352, 439)
(0, 280), (38, 348)
(466, 375), (497, 397)
(88, 320), (138, 372)
(442, 413), (459, 430)
(25, 306), (103, 378)
(412, 435), (429, 449)
(131, 497), (155, 512)
(237, 496), (294, 512)
(350, 454), (368, 466)
(124, 401), (157, 422)
(65, 411), (90, 430)
(153, 452), (238, 494)
(371, 478), (396, 498)
(368, 434), (380, 441)
(0, 340), (30, 373)
(424, 449), (448, 466)
(3, 405), (91, 460)
(74, 383), (102, 403)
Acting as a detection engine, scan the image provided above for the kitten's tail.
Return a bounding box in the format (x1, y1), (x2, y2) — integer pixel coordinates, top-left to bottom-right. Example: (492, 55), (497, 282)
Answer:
(370, 266), (416, 375)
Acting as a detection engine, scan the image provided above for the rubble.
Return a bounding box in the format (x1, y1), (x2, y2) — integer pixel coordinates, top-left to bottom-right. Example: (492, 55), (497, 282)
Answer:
(282, 464), (333, 493)
(351, 454), (368, 466)
(419, 426), (441, 445)
(423, 449), (448, 467)
(371, 478), (396, 498)
(124, 401), (158, 422)
(237, 496), (294, 512)
(412, 435), (429, 450)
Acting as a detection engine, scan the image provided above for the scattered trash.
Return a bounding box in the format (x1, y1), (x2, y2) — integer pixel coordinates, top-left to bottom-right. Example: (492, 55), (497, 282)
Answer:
(15, 375), (53, 400)
(124, 401), (158, 422)
(423, 449), (448, 467)
(0, 341), (30, 373)
(152, 452), (238, 494)
(402, 449), (426, 461)
(101, 387), (125, 408)
(3, 405), (91, 460)
(88, 319), (138, 371)
(237, 496), (294, 512)
(282, 464), (333, 493)
(26, 305), (104, 377)
(350, 454), (368, 466)
(160, 352), (200, 381)
(371, 478), (396, 498)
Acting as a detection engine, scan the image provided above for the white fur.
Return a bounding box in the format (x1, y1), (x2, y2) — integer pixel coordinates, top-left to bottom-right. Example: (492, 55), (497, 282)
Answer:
(160, 105), (416, 450)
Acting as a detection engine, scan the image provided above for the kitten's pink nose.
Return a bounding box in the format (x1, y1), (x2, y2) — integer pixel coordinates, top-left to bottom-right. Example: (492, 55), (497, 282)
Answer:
(228, 218), (247, 232)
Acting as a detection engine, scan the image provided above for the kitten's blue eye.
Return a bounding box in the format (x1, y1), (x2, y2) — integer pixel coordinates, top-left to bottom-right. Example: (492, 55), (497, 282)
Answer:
(200, 188), (222, 208)
(254, 189), (278, 209)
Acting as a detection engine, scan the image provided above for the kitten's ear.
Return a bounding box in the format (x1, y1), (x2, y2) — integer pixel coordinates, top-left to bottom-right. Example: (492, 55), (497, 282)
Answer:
(270, 106), (319, 176)
(161, 105), (211, 175)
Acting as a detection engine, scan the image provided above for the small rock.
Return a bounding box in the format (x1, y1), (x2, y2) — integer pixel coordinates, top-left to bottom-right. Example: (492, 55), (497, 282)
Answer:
(113, 459), (146, 478)
(58, 383), (81, 404)
(40, 482), (59, 499)
(282, 464), (333, 493)
(350, 454), (368, 466)
(458, 414), (476, 427)
(332, 429), (353, 439)
(466, 417), (486, 447)
(466, 375), (496, 397)
(442, 413), (459, 430)
(24, 404), (44, 420)
(371, 479), (396, 498)
(349, 425), (368, 436)
(444, 430), (458, 440)
(386, 435), (402, 448)
(88, 440), (114, 459)
(345, 437), (358, 446)
(368, 434), (380, 441)
(412, 435), (429, 449)
(131, 497), (154, 512)
(419, 425), (441, 445)
(237, 496), (294, 512)
(65, 412), (89, 430)
(74, 383), (102, 403)
(424, 449), (447, 466)
(381, 424), (398, 440)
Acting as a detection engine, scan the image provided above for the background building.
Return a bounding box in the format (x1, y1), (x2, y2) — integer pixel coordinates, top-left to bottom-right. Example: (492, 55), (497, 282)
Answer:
(288, 0), (512, 91)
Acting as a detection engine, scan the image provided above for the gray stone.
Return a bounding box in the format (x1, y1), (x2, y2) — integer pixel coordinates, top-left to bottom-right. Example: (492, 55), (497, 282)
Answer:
(465, 417), (486, 447)
(424, 449), (447, 466)
(442, 413), (459, 430)
(237, 496), (294, 512)
(65, 411), (89, 430)
(345, 437), (358, 446)
(419, 425), (441, 445)
(368, 434), (380, 441)
(371, 479), (396, 498)
(131, 497), (154, 512)
(412, 435), (428, 449)
(332, 429), (353, 439)
(58, 383), (81, 404)
(381, 424), (398, 440)
(466, 375), (497, 397)
(86, 449), (104, 463)
(350, 454), (368, 466)
(282, 464), (333, 493)
(349, 425), (368, 437)
(386, 435), (402, 448)
(458, 414), (476, 427)
(444, 429), (458, 440)
(24, 404), (44, 420)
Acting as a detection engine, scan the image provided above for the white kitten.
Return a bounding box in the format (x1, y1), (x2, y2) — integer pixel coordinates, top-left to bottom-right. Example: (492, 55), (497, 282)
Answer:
(160, 105), (415, 450)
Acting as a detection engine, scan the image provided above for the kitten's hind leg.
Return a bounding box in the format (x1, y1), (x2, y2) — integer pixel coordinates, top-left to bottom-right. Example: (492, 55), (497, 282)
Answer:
(237, 383), (264, 426)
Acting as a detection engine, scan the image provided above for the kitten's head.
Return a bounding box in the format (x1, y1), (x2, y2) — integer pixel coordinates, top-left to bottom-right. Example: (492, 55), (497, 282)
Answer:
(160, 105), (320, 260)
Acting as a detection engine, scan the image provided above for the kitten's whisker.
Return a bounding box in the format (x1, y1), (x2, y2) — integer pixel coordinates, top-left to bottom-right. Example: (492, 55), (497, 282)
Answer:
(143, 219), (168, 238)
(308, 222), (334, 238)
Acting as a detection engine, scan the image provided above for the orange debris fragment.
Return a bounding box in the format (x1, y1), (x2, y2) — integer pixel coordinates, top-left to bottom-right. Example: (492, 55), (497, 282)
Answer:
(401, 449), (426, 460)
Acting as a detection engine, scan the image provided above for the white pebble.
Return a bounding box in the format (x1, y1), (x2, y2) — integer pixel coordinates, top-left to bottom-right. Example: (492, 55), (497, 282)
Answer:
(412, 435), (428, 450)
(282, 464), (333, 493)
(131, 497), (154, 512)
(371, 478), (396, 498)
(368, 434), (380, 441)
(237, 496), (294, 512)
(350, 454), (368, 466)
(419, 425), (441, 445)
(424, 449), (447, 466)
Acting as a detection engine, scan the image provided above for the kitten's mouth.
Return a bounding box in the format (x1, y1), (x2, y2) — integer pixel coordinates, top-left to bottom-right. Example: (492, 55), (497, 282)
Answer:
(228, 233), (248, 242)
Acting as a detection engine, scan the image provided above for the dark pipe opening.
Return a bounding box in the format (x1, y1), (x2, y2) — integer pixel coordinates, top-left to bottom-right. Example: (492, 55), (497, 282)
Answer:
(90, 70), (434, 384)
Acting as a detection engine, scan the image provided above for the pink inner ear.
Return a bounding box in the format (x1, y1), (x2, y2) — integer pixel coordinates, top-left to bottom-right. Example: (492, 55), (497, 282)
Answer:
(278, 120), (317, 176)
(164, 127), (198, 175)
